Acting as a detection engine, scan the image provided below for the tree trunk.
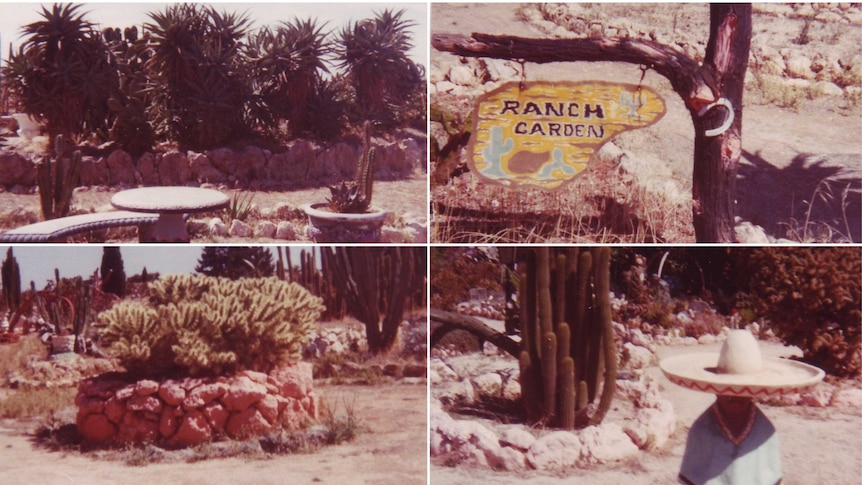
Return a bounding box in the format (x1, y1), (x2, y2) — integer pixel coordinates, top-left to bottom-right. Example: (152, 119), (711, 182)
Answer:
(432, 4), (753, 242)
(692, 4), (752, 242)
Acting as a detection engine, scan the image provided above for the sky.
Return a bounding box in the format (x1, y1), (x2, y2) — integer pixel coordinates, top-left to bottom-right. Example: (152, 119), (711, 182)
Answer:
(0, 1), (428, 67)
(0, 245), (317, 288)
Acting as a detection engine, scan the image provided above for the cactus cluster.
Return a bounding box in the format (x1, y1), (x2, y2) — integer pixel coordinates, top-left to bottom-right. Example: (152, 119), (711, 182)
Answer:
(32, 269), (92, 352)
(517, 247), (616, 429)
(327, 120), (376, 213)
(95, 274), (324, 378)
(37, 135), (82, 220)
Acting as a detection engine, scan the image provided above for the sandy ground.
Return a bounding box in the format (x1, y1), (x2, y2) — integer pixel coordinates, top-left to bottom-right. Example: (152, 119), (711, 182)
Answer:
(0, 383), (427, 485)
(431, 3), (862, 242)
(431, 339), (862, 485)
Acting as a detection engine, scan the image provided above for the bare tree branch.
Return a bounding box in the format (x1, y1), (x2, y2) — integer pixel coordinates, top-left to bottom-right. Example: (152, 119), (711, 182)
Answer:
(432, 32), (719, 113)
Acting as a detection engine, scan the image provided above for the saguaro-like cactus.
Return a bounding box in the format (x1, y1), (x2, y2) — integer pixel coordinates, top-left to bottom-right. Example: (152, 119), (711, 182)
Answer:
(327, 120), (376, 213)
(320, 246), (424, 353)
(37, 135), (82, 220)
(518, 247), (617, 429)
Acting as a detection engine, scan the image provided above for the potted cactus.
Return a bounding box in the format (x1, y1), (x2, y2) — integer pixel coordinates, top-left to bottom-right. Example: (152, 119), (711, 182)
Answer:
(302, 120), (389, 242)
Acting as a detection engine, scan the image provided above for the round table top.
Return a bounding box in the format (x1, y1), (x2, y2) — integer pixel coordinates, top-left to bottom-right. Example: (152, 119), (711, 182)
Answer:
(111, 187), (230, 214)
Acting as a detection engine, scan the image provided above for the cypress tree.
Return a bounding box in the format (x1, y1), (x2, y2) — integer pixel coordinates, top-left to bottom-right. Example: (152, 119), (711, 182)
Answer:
(100, 246), (126, 297)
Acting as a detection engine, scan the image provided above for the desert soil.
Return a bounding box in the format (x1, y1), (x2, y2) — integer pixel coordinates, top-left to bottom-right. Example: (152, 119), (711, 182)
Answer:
(431, 340), (862, 485)
(431, 3), (862, 242)
(0, 382), (427, 485)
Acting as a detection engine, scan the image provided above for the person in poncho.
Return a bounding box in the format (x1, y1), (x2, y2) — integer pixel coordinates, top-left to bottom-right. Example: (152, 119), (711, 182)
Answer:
(660, 330), (825, 485)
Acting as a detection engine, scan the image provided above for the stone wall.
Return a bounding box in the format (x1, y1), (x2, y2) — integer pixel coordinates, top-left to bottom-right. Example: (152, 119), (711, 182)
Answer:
(75, 362), (316, 448)
(0, 134), (425, 189)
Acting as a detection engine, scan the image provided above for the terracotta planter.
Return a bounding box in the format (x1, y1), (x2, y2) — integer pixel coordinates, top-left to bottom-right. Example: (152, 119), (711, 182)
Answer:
(302, 202), (389, 243)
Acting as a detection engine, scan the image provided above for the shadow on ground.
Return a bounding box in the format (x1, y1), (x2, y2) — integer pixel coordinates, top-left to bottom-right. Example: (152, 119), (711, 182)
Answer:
(737, 150), (861, 242)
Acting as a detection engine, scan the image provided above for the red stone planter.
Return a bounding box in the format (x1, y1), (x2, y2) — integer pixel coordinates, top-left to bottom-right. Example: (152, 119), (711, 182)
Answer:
(75, 362), (316, 447)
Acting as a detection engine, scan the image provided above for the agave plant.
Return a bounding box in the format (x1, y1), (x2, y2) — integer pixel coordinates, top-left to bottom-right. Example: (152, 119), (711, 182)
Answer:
(335, 9), (423, 125)
(244, 18), (332, 137)
(1, 4), (117, 140)
(144, 4), (250, 149)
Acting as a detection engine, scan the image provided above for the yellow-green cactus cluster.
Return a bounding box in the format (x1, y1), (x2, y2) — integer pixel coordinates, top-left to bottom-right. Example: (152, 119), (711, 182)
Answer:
(96, 275), (324, 378)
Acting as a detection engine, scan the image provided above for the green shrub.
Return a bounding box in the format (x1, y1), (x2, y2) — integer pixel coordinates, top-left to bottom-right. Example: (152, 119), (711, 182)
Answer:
(96, 274), (324, 378)
(742, 247), (861, 377)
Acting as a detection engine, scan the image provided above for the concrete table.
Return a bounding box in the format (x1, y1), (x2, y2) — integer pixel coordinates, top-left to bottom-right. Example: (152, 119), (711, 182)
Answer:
(111, 187), (229, 242)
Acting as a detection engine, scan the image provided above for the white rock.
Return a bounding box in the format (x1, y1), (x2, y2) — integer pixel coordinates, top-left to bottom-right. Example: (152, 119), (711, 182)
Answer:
(623, 342), (653, 370)
(500, 427), (536, 451)
(811, 81), (844, 97)
(526, 431), (582, 470)
(579, 423), (639, 464)
(435, 379), (475, 406)
(800, 388), (833, 407)
(624, 399), (676, 449)
(735, 221), (771, 243)
(448, 64), (479, 86)
(254, 220), (277, 238)
(229, 219), (252, 237)
(430, 359), (459, 382)
(698, 334), (717, 345)
(208, 217), (228, 237)
(786, 54), (814, 79)
(502, 377), (522, 401)
(473, 372), (503, 398)
(275, 221), (298, 240)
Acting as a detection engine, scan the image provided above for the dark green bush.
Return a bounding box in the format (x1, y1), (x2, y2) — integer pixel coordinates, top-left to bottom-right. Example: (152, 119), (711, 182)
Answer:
(742, 247), (861, 377)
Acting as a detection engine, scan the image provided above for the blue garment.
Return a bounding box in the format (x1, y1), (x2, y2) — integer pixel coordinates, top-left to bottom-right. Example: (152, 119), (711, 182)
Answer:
(679, 404), (782, 485)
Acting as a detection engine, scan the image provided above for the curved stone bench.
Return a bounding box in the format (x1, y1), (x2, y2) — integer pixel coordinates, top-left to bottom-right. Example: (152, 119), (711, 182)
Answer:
(0, 211), (159, 243)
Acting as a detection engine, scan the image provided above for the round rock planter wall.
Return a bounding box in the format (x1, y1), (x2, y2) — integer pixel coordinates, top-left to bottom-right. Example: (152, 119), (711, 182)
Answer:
(75, 362), (316, 448)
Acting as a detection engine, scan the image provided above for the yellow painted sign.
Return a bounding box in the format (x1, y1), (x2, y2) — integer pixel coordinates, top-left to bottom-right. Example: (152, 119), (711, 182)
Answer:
(470, 81), (666, 190)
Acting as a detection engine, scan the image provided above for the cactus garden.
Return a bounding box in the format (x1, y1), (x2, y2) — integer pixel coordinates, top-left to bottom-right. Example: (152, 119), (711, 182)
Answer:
(430, 246), (861, 483)
(0, 246), (427, 483)
(0, 3), (427, 243)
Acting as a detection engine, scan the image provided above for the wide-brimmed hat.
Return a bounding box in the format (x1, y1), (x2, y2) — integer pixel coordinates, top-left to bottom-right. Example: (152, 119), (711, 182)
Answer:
(660, 329), (825, 398)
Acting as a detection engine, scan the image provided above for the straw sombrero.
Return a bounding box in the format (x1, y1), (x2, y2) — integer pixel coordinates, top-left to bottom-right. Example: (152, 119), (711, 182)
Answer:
(660, 329), (825, 398)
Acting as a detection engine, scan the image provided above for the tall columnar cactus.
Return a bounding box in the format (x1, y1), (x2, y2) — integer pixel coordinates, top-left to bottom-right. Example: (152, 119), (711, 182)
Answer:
(518, 247), (617, 429)
(320, 247), (424, 353)
(37, 135), (82, 220)
(2, 248), (22, 316)
(327, 120), (376, 213)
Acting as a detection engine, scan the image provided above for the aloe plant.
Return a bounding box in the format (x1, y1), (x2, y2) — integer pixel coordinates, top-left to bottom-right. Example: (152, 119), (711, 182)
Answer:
(1, 3), (117, 140)
(245, 18), (332, 137)
(335, 9), (424, 125)
(144, 4), (250, 149)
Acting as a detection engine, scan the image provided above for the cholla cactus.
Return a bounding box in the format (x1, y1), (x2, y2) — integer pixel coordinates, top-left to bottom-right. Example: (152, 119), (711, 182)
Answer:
(327, 120), (376, 213)
(96, 274), (325, 377)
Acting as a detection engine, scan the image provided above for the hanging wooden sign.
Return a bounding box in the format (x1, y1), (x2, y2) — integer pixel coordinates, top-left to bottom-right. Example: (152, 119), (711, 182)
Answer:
(469, 81), (666, 190)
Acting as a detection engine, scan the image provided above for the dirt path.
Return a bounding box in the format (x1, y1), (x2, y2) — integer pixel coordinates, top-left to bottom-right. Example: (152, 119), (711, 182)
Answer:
(431, 340), (862, 485)
(0, 383), (427, 485)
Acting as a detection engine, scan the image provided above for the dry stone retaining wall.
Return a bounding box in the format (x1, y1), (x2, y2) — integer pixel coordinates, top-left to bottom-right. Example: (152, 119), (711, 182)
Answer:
(75, 362), (316, 448)
(0, 135), (425, 189)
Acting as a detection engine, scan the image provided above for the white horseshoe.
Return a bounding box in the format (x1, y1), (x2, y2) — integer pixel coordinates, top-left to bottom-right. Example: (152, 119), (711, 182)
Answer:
(697, 97), (734, 137)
